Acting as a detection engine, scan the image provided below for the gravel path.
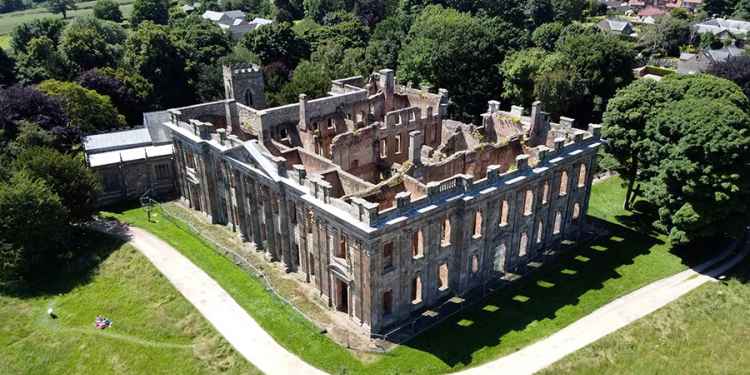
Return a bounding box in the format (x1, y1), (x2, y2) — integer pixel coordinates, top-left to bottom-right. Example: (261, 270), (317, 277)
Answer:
(128, 227), (326, 375)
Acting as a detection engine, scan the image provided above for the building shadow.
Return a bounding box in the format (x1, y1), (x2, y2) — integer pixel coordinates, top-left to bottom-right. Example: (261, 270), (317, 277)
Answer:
(3, 228), (126, 299)
(398, 216), (661, 368)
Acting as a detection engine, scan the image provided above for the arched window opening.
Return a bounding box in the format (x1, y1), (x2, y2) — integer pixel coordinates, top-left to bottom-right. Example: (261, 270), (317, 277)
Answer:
(471, 255), (479, 273)
(543, 181), (549, 204)
(524, 190), (534, 216)
(493, 243), (506, 272)
(572, 203), (581, 221)
(473, 210), (483, 238)
(536, 220), (544, 243)
(554, 211), (562, 234)
(438, 263), (449, 290)
(412, 229), (424, 258)
(411, 275), (422, 303)
(441, 217), (451, 246)
(519, 232), (528, 257)
(578, 163), (587, 187)
(560, 170), (569, 196)
(500, 200), (509, 226)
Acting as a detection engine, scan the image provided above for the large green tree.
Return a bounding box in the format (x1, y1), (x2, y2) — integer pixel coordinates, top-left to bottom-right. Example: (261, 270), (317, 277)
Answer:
(15, 36), (69, 83)
(131, 0), (169, 25)
(365, 13), (411, 70)
(242, 22), (310, 68)
(10, 18), (66, 54)
(500, 48), (547, 109)
(37, 79), (126, 132)
(12, 147), (100, 222)
(59, 17), (127, 72)
(124, 22), (189, 107)
(638, 14), (690, 57)
(602, 74), (750, 244)
(93, 0), (123, 22)
(0, 171), (68, 288)
(399, 5), (528, 120)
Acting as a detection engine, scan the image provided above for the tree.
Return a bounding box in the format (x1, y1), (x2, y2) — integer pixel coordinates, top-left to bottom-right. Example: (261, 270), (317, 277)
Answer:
(59, 17), (127, 72)
(0, 47), (15, 86)
(525, 0), (554, 27)
(15, 36), (69, 84)
(551, 0), (586, 22)
(0, 85), (69, 145)
(707, 55), (750, 99)
(37, 79), (126, 132)
(124, 22), (189, 107)
(644, 98), (750, 244)
(223, 0), (272, 16)
(93, 0), (123, 22)
(601, 79), (670, 209)
(500, 48), (547, 109)
(311, 39), (368, 78)
(78, 68), (153, 124)
(365, 13), (411, 70)
(638, 14), (690, 57)
(399, 5), (528, 120)
(736, 0), (750, 19)
(0, 0), (26, 14)
(10, 18), (66, 54)
(12, 147), (100, 222)
(701, 0), (736, 17)
(0, 171), (68, 288)
(602, 74), (750, 244)
(131, 0), (169, 25)
(273, 0), (305, 21)
(242, 22), (310, 68)
(48, 0), (77, 19)
(303, 12), (370, 51)
(531, 21), (564, 51)
(278, 60), (331, 103)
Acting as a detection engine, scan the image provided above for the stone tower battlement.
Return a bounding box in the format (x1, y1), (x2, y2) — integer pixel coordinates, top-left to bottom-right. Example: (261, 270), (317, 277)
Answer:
(222, 63), (266, 109)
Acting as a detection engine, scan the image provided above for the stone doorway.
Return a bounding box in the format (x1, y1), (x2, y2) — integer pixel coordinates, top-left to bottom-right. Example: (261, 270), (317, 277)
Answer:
(335, 278), (349, 314)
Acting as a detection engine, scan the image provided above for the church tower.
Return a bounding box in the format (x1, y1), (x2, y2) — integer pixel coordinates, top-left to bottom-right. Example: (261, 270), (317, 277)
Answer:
(222, 63), (266, 109)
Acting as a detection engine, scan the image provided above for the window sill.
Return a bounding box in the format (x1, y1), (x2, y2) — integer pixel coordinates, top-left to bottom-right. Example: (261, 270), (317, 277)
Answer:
(472, 234), (482, 240)
(440, 242), (451, 248)
(411, 299), (423, 306)
(499, 223), (509, 228)
(382, 266), (395, 274)
(438, 286), (449, 292)
(412, 254), (424, 260)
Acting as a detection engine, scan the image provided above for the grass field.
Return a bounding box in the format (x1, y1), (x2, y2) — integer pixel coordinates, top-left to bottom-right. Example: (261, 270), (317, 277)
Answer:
(0, 231), (258, 375)
(542, 257), (750, 374)
(0, 0), (134, 37)
(103, 177), (704, 374)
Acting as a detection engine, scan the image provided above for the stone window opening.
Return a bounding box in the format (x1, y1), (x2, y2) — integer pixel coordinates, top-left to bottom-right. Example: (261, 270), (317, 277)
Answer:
(410, 111), (416, 121)
(578, 163), (587, 187)
(572, 202), (581, 221)
(500, 200), (509, 226)
(290, 202), (297, 224)
(155, 163), (169, 180)
(519, 232), (528, 257)
(383, 290), (393, 316)
(383, 241), (394, 270)
(523, 190), (534, 216)
(380, 138), (387, 158)
(542, 181), (549, 204)
(351, 159), (359, 169)
(360, 111), (366, 123)
(536, 220), (543, 243)
(471, 255), (479, 273)
(559, 170), (569, 196)
(438, 263), (449, 291)
(554, 211), (562, 234)
(412, 230), (424, 258)
(369, 104), (375, 114)
(306, 209), (314, 233)
(493, 243), (506, 272)
(411, 275), (422, 304)
(336, 235), (347, 260)
(309, 254), (316, 276)
(473, 210), (483, 238)
(327, 118), (334, 130)
(395, 134), (402, 154)
(441, 217), (451, 247)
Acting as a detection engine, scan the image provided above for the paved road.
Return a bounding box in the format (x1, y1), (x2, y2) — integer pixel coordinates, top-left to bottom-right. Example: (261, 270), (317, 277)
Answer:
(127, 224), (747, 375)
(128, 227), (326, 375)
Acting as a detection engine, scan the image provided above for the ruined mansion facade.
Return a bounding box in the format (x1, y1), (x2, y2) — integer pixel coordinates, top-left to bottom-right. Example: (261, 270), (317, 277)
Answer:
(162, 65), (602, 335)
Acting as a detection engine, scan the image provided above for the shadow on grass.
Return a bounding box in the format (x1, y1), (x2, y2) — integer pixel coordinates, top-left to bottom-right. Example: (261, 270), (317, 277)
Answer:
(3, 228), (126, 299)
(400, 216), (661, 368)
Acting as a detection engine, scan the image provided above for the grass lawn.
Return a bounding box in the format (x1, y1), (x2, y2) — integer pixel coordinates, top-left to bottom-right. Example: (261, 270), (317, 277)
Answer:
(542, 257), (750, 375)
(103, 177), (698, 374)
(0, 0), (134, 36)
(0, 230), (258, 375)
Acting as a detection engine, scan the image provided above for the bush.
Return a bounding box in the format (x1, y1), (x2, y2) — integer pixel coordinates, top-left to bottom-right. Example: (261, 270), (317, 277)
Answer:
(93, 0), (123, 22)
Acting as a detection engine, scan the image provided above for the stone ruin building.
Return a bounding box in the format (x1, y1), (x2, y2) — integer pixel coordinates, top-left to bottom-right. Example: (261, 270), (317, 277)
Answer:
(162, 64), (602, 335)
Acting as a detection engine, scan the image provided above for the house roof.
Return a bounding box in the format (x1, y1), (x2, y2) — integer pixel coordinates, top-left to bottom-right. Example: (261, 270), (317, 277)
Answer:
(705, 45), (745, 63)
(88, 144), (174, 168)
(84, 128), (153, 154)
(694, 18), (750, 36)
(600, 19), (632, 32)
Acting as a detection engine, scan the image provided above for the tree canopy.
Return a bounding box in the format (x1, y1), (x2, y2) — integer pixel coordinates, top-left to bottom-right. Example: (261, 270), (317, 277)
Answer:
(131, 0), (169, 25)
(37, 79), (126, 133)
(602, 74), (750, 244)
(93, 0), (123, 22)
(59, 17), (126, 72)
